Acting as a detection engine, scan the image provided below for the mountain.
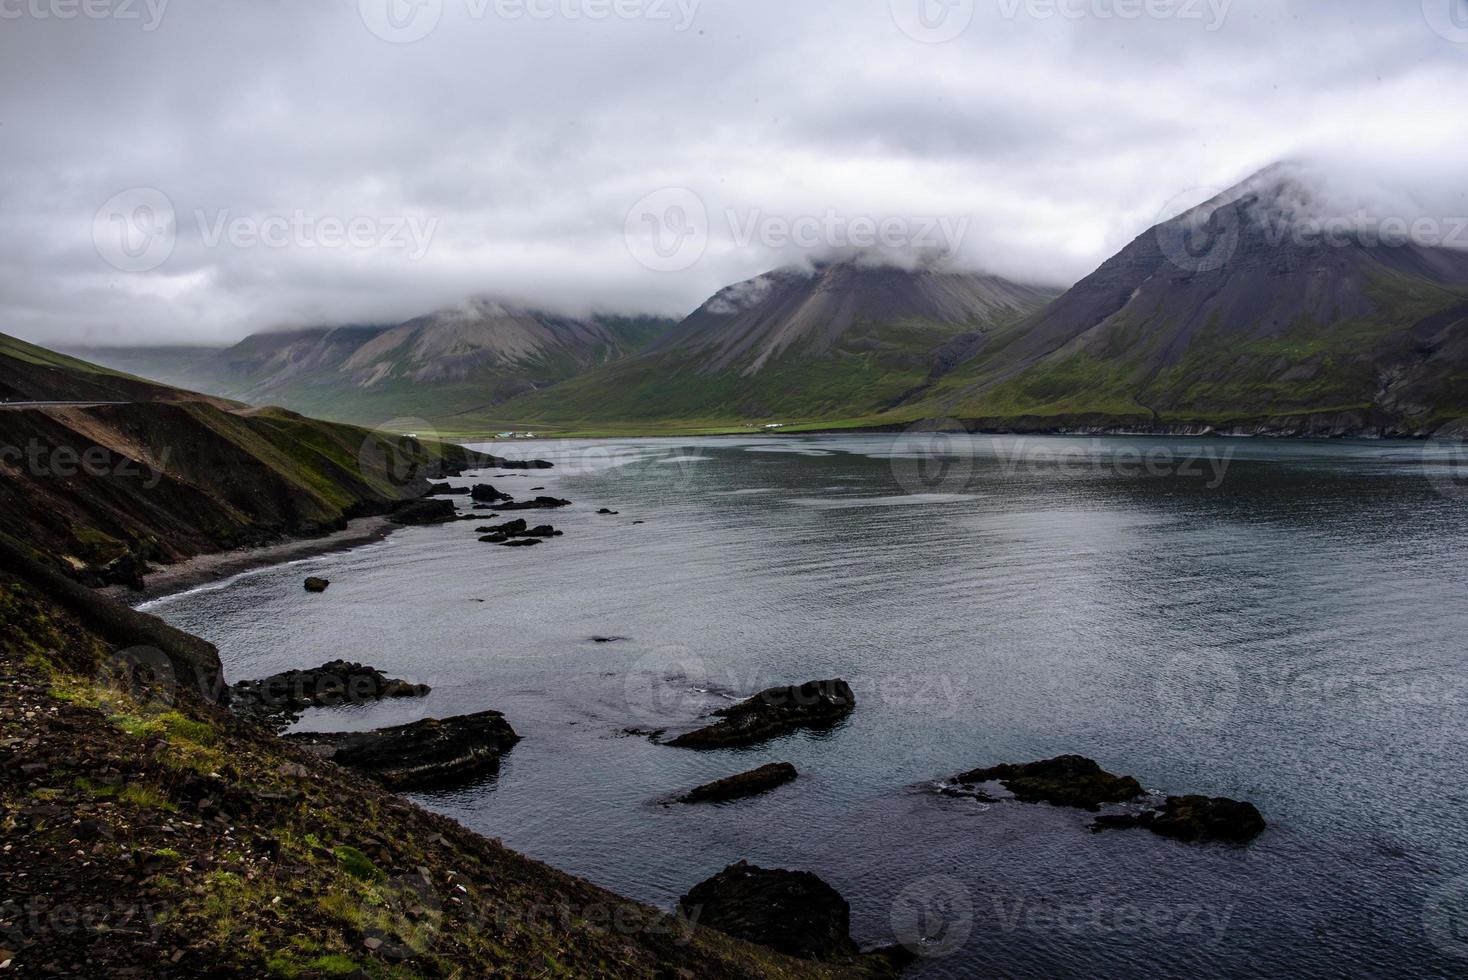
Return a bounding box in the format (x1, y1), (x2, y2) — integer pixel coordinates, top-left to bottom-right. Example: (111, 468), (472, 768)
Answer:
(906, 165), (1468, 435)
(487, 261), (1060, 429)
(69, 304), (678, 429)
(0, 332), (472, 587)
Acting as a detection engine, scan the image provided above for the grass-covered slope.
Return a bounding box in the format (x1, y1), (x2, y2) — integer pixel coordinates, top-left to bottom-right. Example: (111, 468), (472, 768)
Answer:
(0, 400), (470, 577)
(0, 338), (476, 581)
(480, 263), (1058, 433)
(0, 556), (846, 979)
(902, 171), (1468, 435)
(0, 333), (238, 408)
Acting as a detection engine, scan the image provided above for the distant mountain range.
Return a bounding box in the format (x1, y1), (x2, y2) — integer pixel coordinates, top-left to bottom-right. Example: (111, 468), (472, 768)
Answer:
(58, 165), (1468, 436)
(69, 304), (676, 427)
(492, 262), (1059, 428)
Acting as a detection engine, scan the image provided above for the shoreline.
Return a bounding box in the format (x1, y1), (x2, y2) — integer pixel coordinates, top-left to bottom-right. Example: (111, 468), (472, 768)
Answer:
(103, 515), (399, 605)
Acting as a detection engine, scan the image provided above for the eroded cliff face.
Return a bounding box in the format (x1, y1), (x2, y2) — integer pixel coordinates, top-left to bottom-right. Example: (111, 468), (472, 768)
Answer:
(0, 399), (473, 589)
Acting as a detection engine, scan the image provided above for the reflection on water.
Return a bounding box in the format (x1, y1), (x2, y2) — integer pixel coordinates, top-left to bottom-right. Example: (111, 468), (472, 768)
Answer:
(146, 434), (1468, 978)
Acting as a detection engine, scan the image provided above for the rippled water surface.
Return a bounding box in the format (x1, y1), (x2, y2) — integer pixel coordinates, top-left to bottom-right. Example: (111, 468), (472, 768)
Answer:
(145, 434), (1468, 978)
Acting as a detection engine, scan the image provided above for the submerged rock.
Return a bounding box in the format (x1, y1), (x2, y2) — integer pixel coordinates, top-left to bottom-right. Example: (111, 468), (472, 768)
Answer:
(679, 862), (856, 961)
(596, 508), (618, 515)
(522, 525), (563, 538)
(497, 496), (572, 511)
(286, 710), (521, 790)
(471, 484), (512, 503)
(498, 538), (542, 548)
(488, 455), (553, 470)
(1092, 795), (1266, 843)
(229, 660), (430, 729)
(667, 679), (856, 749)
(389, 499), (458, 525)
(680, 763), (798, 803)
(303, 577), (330, 593)
(477, 518), (528, 536)
(950, 755), (1143, 811)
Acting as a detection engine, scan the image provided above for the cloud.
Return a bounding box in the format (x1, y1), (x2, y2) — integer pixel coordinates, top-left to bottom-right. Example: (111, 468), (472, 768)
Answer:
(1, 0), (1466, 346)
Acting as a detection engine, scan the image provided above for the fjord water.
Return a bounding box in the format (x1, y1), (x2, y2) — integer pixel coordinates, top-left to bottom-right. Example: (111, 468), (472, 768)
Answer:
(145, 434), (1468, 978)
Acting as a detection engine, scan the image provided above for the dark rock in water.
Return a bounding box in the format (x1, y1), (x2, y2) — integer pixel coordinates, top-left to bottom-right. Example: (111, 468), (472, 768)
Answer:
(426, 482), (470, 496)
(285, 710), (520, 790)
(303, 577), (330, 593)
(478, 534), (510, 544)
(389, 499), (458, 526)
(597, 508), (619, 515)
(951, 755), (1143, 811)
(667, 679), (856, 749)
(498, 538), (542, 548)
(497, 496), (572, 511)
(681, 763), (798, 803)
(679, 861), (856, 961)
(530, 486), (545, 491)
(631, 520), (645, 525)
(1093, 795), (1266, 842)
(591, 636), (629, 644)
(488, 455), (553, 470)
(229, 660), (430, 729)
(471, 484), (512, 503)
(522, 525), (563, 538)
(477, 519), (528, 536)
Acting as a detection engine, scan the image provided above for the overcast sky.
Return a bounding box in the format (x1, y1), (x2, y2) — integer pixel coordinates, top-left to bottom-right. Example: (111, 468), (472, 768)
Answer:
(2, 0), (1467, 346)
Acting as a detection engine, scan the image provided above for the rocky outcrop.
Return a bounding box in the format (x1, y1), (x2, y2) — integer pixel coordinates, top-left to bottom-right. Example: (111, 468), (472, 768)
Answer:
(488, 455), (553, 470)
(667, 680), (855, 750)
(229, 660), (430, 729)
(679, 862), (856, 961)
(426, 483), (469, 496)
(477, 519), (528, 536)
(1092, 795), (1266, 843)
(303, 577), (330, 593)
(497, 496), (571, 511)
(285, 710), (520, 790)
(0, 531), (225, 703)
(388, 499), (458, 526)
(680, 763), (798, 803)
(950, 755), (1144, 811)
(471, 484), (512, 503)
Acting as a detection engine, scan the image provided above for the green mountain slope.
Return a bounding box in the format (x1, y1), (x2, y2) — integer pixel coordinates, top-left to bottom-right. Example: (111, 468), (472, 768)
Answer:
(482, 262), (1060, 432)
(0, 334), (473, 586)
(67, 307), (678, 428)
(903, 167), (1468, 435)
